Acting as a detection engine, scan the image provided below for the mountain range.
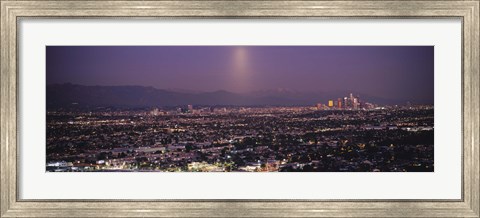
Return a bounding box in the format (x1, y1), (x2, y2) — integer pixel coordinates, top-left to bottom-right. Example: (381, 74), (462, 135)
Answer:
(46, 83), (424, 109)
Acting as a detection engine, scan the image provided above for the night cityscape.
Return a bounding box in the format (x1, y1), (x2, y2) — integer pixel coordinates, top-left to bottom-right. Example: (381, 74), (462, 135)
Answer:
(46, 46), (434, 172)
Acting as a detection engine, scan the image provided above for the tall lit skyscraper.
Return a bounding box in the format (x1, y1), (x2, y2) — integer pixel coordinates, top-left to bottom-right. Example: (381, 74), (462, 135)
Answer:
(356, 95), (361, 109)
(353, 98), (359, 109)
(328, 100), (334, 107)
(337, 98), (342, 109)
(349, 93), (354, 107)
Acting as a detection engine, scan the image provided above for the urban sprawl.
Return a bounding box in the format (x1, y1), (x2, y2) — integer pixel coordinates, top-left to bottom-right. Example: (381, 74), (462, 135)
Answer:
(47, 93), (434, 172)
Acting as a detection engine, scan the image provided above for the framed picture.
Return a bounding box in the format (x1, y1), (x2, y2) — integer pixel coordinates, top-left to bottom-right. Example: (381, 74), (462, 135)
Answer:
(1, 0), (478, 217)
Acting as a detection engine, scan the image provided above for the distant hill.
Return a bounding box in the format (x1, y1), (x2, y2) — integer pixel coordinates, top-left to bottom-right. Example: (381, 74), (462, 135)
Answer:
(46, 83), (424, 109)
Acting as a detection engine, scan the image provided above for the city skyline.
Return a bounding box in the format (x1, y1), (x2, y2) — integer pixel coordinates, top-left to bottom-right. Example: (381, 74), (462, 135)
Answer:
(46, 46), (434, 104)
(46, 46), (435, 172)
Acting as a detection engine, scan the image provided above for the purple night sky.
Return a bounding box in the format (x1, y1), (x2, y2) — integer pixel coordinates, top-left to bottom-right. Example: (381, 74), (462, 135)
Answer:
(46, 46), (434, 102)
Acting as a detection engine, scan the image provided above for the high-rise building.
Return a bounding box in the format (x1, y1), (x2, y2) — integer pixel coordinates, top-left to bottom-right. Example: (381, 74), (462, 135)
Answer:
(349, 93), (354, 107)
(343, 97), (349, 109)
(353, 97), (359, 109)
(316, 103), (323, 110)
(187, 105), (193, 111)
(328, 100), (334, 107)
(337, 98), (342, 109)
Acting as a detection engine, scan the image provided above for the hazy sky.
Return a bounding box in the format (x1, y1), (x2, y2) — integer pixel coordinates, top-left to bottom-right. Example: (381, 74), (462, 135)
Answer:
(46, 46), (434, 101)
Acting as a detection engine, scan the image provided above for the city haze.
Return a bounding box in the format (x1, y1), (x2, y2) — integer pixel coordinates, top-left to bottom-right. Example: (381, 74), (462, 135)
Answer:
(47, 46), (434, 104)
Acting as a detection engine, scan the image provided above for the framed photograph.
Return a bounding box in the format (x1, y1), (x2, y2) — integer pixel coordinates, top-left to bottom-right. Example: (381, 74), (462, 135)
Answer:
(1, 0), (478, 217)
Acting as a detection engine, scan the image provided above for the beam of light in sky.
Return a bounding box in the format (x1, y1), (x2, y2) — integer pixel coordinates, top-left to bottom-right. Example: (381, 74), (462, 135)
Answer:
(230, 47), (250, 93)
